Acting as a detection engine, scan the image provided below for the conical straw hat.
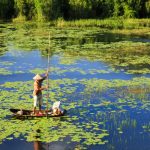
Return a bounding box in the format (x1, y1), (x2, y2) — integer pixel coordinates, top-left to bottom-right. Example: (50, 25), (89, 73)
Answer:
(33, 74), (43, 80)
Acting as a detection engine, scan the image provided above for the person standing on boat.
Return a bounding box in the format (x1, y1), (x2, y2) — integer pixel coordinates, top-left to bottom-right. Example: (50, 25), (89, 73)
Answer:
(33, 72), (48, 114)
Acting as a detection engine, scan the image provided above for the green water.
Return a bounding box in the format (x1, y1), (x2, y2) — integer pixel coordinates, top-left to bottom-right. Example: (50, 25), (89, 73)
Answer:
(0, 22), (150, 150)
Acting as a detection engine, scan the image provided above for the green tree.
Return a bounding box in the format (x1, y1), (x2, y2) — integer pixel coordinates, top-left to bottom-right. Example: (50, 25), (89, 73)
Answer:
(14, 0), (28, 20)
(68, 0), (93, 19)
(0, 0), (14, 20)
(34, 0), (45, 21)
(145, 0), (150, 17)
(0, 0), (150, 21)
(122, 2), (135, 18)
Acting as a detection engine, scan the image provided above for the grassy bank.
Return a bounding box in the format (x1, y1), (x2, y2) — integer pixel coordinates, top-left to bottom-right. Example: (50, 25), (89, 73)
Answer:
(54, 18), (150, 29)
(53, 18), (150, 37)
(12, 18), (150, 30)
(11, 18), (150, 37)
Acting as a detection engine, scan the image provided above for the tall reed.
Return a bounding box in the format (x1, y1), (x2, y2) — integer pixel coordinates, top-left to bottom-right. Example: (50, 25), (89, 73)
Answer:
(55, 18), (150, 29)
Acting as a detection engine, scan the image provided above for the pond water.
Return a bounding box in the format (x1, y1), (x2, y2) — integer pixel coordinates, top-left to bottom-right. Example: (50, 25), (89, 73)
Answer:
(0, 23), (150, 150)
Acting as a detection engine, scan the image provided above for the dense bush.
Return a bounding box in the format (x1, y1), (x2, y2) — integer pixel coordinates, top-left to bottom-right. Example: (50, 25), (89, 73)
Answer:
(0, 0), (150, 21)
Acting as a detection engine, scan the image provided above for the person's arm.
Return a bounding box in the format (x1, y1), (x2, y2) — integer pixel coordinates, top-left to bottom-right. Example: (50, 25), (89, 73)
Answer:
(41, 71), (48, 80)
(40, 85), (48, 90)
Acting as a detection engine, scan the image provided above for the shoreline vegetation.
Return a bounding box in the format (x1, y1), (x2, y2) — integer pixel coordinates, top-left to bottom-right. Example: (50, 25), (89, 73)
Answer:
(0, 0), (150, 31)
(0, 19), (150, 75)
(53, 18), (150, 29)
(1, 0), (150, 36)
(53, 18), (150, 36)
(2, 18), (149, 37)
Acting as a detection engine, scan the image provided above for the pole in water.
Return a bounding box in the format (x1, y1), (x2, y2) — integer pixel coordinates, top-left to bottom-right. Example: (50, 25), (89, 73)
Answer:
(46, 31), (50, 116)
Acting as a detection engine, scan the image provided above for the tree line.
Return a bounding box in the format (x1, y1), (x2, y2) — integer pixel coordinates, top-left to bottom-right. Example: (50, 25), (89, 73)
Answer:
(0, 0), (150, 21)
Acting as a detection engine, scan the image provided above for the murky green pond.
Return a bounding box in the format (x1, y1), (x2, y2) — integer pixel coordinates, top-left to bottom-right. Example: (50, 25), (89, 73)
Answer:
(0, 22), (150, 150)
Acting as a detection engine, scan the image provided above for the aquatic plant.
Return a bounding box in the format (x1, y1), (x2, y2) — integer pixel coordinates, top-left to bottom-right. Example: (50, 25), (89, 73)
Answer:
(0, 22), (150, 149)
(0, 68), (12, 75)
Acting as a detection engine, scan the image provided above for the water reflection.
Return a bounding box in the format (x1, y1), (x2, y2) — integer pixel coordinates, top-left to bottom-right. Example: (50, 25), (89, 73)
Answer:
(0, 37), (8, 56)
(34, 141), (43, 150)
(33, 129), (75, 150)
(33, 129), (45, 150)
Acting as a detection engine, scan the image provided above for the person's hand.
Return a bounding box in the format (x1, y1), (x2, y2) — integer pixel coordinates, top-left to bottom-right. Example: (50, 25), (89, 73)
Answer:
(45, 85), (49, 89)
(45, 70), (49, 77)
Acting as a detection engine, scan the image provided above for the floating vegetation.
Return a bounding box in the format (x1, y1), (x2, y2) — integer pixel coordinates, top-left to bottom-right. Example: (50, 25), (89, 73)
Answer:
(143, 124), (150, 132)
(29, 68), (46, 74)
(0, 77), (150, 146)
(59, 57), (76, 65)
(0, 118), (109, 145)
(0, 61), (14, 66)
(30, 67), (110, 77)
(0, 22), (150, 149)
(1, 22), (150, 74)
(1, 77), (150, 111)
(0, 68), (12, 75)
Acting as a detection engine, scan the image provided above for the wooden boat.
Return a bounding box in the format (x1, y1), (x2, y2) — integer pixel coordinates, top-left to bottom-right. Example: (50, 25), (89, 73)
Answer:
(10, 108), (67, 119)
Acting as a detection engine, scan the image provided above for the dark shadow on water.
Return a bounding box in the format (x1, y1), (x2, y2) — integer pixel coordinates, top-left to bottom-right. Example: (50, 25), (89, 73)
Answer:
(32, 129), (73, 150)
(33, 129), (44, 150)
(33, 141), (43, 150)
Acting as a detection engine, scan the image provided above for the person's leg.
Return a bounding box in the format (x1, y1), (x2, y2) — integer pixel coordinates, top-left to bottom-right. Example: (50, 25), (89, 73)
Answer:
(38, 94), (43, 111)
(33, 95), (38, 114)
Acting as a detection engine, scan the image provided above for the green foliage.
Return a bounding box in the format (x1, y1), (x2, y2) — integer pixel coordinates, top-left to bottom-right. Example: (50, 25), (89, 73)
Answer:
(55, 18), (150, 29)
(0, 68), (12, 75)
(0, 0), (14, 20)
(68, 0), (93, 19)
(145, 1), (150, 15)
(0, 0), (150, 21)
(14, 0), (28, 21)
(34, 0), (45, 21)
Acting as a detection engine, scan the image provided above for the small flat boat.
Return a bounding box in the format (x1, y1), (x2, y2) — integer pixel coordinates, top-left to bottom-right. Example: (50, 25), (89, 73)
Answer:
(10, 108), (67, 119)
